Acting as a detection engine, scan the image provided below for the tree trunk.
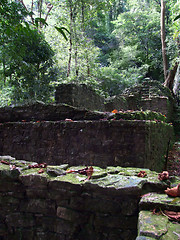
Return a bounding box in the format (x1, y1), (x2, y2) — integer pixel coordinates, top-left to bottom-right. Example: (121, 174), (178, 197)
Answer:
(81, 0), (90, 77)
(164, 62), (178, 91)
(73, 11), (78, 76)
(2, 54), (6, 84)
(161, 0), (168, 80)
(67, 1), (73, 77)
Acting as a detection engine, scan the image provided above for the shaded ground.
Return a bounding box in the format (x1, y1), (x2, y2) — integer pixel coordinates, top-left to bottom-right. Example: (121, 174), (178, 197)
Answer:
(167, 142), (180, 176)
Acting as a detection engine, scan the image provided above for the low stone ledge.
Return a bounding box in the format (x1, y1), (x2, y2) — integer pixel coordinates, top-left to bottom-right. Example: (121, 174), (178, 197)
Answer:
(137, 210), (180, 240)
(139, 192), (180, 212)
(0, 118), (174, 172)
(0, 102), (108, 123)
(137, 191), (180, 240)
(0, 158), (179, 239)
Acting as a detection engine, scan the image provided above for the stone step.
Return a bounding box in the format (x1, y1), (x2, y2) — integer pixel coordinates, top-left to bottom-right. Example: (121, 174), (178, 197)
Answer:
(137, 210), (180, 240)
(136, 192), (180, 239)
(139, 192), (180, 212)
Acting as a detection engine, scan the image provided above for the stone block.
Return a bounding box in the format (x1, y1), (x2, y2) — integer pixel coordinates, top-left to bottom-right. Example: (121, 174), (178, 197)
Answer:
(20, 174), (48, 189)
(20, 199), (56, 215)
(5, 213), (35, 228)
(55, 83), (105, 111)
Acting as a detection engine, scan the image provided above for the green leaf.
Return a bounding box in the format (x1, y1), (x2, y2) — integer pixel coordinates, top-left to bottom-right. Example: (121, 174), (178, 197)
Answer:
(34, 18), (48, 27)
(54, 26), (70, 41)
(174, 14), (180, 21)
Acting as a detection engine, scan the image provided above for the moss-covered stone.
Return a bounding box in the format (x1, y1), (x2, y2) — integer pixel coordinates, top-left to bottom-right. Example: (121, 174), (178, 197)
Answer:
(138, 210), (169, 239)
(137, 210), (180, 240)
(0, 158), (180, 240)
(139, 193), (180, 212)
(115, 110), (167, 122)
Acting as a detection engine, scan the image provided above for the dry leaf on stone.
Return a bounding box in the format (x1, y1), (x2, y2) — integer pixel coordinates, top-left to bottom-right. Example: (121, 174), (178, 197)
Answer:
(0, 160), (10, 165)
(163, 210), (180, 222)
(65, 118), (73, 122)
(66, 166), (93, 180)
(158, 171), (169, 181)
(137, 170), (147, 177)
(28, 163), (47, 169)
(112, 109), (118, 113)
(165, 183), (180, 197)
(86, 166), (93, 180)
(38, 168), (44, 174)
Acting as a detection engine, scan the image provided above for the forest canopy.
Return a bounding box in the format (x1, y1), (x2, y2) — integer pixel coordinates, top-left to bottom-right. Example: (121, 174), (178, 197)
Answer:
(0, 0), (179, 106)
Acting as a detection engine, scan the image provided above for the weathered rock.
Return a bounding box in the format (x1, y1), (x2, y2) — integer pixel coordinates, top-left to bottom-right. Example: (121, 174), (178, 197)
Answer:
(0, 160), (179, 240)
(139, 192), (180, 212)
(55, 83), (105, 111)
(137, 210), (180, 240)
(0, 119), (173, 171)
(122, 80), (175, 122)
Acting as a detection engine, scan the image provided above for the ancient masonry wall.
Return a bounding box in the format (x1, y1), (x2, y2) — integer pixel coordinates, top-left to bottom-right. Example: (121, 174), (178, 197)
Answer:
(55, 84), (105, 112)
(0, 164), (141, 240)
(1, 160), (179, 240)
(0, 120), (173, 172)
(1, 159), (176, 240)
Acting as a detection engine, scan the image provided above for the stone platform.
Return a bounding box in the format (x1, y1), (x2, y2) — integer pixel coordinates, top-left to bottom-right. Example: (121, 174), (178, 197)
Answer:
(0, 157), (179, 240)
(0, 103), (174, 172)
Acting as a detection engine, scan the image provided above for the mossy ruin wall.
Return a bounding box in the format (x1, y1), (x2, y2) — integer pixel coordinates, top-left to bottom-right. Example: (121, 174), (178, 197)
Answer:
(0, 166), (140, 240)
(1, 159), (179, 240)
(1, 160), (179, 240)
(0, 119), (173, 172)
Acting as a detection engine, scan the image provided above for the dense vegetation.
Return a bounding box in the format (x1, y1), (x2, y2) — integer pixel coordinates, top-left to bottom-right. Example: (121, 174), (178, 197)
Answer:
(0, 0), (179, 106)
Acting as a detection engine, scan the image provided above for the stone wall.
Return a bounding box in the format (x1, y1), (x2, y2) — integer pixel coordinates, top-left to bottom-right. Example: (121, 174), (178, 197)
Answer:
(122, 80), (175, 122)
(0, 119), (173, 172)
(55, 84), (105, 111)
(0, 102), (106, 123)
(55, 81), (175, 121)
(1, 158), (178, 240)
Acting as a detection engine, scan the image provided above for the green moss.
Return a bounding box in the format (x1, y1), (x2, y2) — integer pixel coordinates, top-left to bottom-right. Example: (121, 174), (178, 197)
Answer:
(115, 110), (167, 122)
(138, 210), (169, 238)
(161, 221), (180, 240)
(55, 174), (85, 184)
(145, 120), (174, 172)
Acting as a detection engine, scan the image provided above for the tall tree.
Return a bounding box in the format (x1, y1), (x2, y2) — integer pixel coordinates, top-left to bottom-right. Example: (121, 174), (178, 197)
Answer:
(161, 0), (180, 91)
(0, 0), (56, 103)
(161, 0), (168, 79)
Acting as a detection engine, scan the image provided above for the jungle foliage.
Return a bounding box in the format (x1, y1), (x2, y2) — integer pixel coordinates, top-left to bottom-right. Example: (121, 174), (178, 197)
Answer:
(0, 0), (179, 106)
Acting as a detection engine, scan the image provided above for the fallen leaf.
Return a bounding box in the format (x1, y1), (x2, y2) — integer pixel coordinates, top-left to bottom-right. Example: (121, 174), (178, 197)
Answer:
(112, 109), (118, 113)
(28, 163), (47, 169)
(165, 184), (180, 197)
(86, 166), (94, 180)
(158, 171), (169, 181)
(137, 170), (147, 177)
(38, 168), (44, 174)
(164, 210), (180, 222)
(39, 163), (47, 168)
(66, 166), (93, 180)
(66, 169), (76, 174)
(0, 160), (10, 165)
(65, 118), (73, 122)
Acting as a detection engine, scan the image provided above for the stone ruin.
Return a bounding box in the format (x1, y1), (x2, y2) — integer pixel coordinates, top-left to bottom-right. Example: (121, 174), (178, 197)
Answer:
(0, 80), (179, 240)
(55, 80), (174, 122)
